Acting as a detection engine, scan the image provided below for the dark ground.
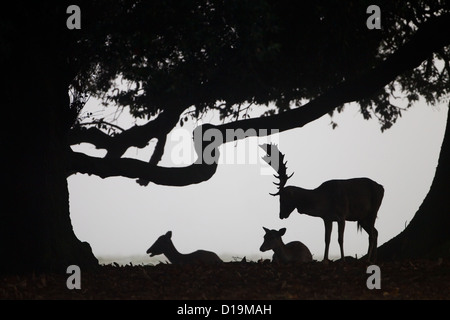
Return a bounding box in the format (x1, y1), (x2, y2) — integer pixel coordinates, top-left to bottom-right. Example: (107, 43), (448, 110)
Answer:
(1, 258), (449, 300)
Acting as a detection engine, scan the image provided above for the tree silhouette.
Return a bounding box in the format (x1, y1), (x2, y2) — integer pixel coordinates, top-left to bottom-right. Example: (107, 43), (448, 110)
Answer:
(1, 1), (449, 272)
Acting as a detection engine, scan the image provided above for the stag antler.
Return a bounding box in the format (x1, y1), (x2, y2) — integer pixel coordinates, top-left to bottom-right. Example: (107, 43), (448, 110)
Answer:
(260, 144), (294, 196)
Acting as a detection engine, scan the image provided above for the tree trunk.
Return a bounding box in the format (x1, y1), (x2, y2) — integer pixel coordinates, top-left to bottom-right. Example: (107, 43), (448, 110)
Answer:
(377, 104), (450, 260)
(0, 12), (98, 273)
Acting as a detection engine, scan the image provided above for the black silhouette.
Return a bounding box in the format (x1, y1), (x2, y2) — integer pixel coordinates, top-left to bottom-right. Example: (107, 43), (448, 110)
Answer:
(260, 227), (312, 263)
(261, 144), (384, 261)
(2, 2), (449, 272)
(146, 231), (222, 264)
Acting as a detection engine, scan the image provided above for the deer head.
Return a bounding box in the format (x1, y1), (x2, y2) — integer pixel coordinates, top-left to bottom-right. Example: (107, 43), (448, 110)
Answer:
(146, 231), (172, 257)
(260, 227), (286, 252)
(260, 144), (296, 219)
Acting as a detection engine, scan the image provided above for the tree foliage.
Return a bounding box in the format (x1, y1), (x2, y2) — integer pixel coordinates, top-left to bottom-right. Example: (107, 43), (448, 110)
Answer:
(60, 0), (450, 187)
(69, 1), (449, 131)
(3, 1), (449, 182)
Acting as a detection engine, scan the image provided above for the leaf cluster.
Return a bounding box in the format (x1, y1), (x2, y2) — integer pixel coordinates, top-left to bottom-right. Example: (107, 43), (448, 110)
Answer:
(69, 0), (449, 129)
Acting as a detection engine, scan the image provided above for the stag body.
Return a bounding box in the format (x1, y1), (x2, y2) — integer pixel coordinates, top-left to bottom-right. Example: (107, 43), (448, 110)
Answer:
(260, 227), (312, 263)
(261, 144), (384, 262)
(146, 231), (222, 264)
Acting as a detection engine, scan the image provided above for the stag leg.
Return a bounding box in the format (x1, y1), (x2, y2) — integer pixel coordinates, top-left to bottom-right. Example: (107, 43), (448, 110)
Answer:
(369, 227), (378, 262)
(323, 219), (332, 261)
(361, 222), (377, 262)
(338, 220), (345, 261)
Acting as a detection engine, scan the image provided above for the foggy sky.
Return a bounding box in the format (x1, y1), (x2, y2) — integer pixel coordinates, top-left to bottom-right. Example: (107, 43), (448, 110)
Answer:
(69, 99), (448, 264)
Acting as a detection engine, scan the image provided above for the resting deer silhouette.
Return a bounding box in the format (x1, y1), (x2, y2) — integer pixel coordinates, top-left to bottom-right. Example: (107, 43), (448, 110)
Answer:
(260, 227), (312, 263)
(146, 231), (222, 264)
(260, 144), (384, 262)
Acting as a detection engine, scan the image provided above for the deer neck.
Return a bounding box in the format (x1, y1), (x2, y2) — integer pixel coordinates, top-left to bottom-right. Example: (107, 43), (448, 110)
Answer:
(162, 240), (185, 264)
(272, 240), (290, 262)
(290, 186), (325, 216)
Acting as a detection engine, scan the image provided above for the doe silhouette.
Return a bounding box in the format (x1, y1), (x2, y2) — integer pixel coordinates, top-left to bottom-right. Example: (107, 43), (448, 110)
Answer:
(146, 231), (222, 264)
(260, 227), (312, 263)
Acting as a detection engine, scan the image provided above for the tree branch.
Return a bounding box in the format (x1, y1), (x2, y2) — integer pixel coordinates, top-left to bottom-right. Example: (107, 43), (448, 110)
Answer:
(79, 121), (125, 133)
(69, 14), (450, 186)
(136, 134), (168, 186)
(149, 134), (168, 165)
(213, 13), (450, 138)
(69, 107), (183, 158)
(69, 126), (113, 150)
(69, 150), (218, 186)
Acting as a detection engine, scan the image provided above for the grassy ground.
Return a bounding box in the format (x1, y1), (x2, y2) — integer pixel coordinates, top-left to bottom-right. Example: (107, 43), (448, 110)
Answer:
(1, 258), (449, 300)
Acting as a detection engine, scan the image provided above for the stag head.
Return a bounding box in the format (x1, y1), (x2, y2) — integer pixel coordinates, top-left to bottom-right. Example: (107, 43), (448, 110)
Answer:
(260, 144), (296, 219)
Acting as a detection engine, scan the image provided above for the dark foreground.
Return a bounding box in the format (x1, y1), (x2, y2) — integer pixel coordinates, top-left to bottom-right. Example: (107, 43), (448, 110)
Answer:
(1, 259), (449, 300)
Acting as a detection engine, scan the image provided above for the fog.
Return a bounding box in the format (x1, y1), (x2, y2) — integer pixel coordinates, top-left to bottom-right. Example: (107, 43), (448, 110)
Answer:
(69, 99), (448, 264)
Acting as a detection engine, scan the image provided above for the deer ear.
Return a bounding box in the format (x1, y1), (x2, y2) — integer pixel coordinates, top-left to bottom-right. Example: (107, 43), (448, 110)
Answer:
(263, 227), (270, 233)
(279, 228), (286, 236)
(166, 231), (172, 238)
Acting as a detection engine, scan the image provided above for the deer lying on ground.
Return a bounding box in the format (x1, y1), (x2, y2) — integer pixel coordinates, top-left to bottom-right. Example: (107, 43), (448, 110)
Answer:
(260, 144), (384, 262)
(260, 227), (312, 263)
(146, 231), (223, 264)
